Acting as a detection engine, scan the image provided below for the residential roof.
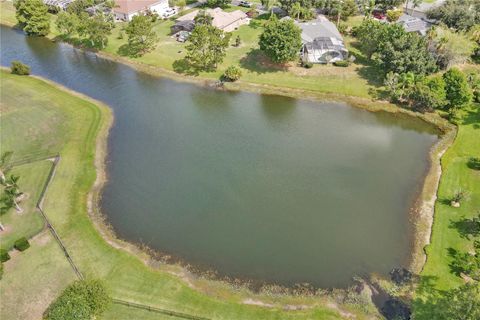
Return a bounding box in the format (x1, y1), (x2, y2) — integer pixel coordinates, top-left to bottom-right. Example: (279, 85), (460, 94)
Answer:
(297, 16), (342, 43)
(404, 0), (445, 13)
(397, 14), (431, 35)
(43, 0), (75, 9)
(304, 37), (347, 52)
(176, 8), (247, 30)
(114, 0), (163, 14)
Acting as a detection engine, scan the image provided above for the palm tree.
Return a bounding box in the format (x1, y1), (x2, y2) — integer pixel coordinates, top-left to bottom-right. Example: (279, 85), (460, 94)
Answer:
(0, 151), (13, 182)
(290, 2), (303, 20)
(194, 10), (213, 25)
(410, 0), (423, 16)
(261, 0), (277, 16)
(3, 186), (23, 212)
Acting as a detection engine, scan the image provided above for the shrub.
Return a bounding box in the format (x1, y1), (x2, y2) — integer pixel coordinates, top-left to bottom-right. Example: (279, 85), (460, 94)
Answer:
(11, 61), (30, 75)
(14, 237), (30, 251)
(468, 157), (480, 170)
(386, 10), (402, 22)
(337, 23), (347, 35)
(302, 62), (313, 69)
(223, 65), (242, 82)
(44, 279), (111, 320)
(474, 90), (480, 103)
(0, 249), (10, 262)
(333, 60), (349, 67)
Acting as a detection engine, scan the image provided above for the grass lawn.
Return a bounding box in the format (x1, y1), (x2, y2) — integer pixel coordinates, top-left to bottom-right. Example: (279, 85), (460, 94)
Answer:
(0, 160), (52, 250)
(0, 230), (78, 320)
(413, 104), (480, 317)
(0, 70), (376, 319)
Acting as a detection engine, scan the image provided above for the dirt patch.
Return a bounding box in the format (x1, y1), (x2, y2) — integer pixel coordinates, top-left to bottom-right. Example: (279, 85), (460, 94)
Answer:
(32, 230), (51, 246)
(242, 298), (274, 308)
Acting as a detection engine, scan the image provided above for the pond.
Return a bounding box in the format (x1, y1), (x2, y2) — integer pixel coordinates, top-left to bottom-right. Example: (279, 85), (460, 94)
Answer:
(1, 26), (439, 288)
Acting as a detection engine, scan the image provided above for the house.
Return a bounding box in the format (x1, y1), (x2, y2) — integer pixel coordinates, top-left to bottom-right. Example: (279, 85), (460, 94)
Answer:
(297, 16), (348, 64)
(397, 14), (431, 36)
(113, 0), (170, 21)
(403, 0), (445, 19)
(43, 0), (75, 10)
(170, 20), (196, 34)
(173, 8), (249, 32)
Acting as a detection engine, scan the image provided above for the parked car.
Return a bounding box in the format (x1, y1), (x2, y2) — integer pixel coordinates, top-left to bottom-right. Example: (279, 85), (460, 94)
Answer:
(176, 31), (190, 42)
(372, 10), (386, 20)
(239, 1), (252, 7)
(163, 7), (178, 18)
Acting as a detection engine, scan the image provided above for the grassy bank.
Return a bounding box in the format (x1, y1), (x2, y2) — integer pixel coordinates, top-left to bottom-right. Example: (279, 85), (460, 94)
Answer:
(0, 160), (52, 250)
(412, 104), (480, 318)
(0, 1), (378, 100)
(0, 70), (377, 319)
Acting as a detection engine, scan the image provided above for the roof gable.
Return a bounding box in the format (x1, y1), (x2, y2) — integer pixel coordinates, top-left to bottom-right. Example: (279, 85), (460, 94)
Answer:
(297, 17), (342, 43)
(114, 0), (165, 14)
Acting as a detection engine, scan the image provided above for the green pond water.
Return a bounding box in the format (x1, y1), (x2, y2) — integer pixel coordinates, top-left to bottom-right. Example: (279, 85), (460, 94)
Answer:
(1, 26), (439, 287)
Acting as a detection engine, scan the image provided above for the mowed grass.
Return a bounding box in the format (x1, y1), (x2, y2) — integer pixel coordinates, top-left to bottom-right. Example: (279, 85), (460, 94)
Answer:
(1, 1), (377, 99)
(413, 105), (480, 317)
(0, 71), (372, 319)
(0, 231), (78, 320)
(0, 161), (52, 250)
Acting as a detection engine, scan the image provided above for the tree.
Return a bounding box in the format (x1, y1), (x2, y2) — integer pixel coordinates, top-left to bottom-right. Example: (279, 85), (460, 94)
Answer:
(14, 0), (50, 36)
(259, 16), (302, 63)
(433, 27), (476, 69)
(443, 68), (473, 110)
(84, 13), (114, 48)
(375, 0), (403, 10)
(410, 0), (423, 15)
(0, 151), (13, 181)
(355, 20), (437, 75)
(185, 25), (231, 70)
(427, 0), (480, 31)
(206, 0), (231, 8)
(44, 279), (111, 320)
(386, 10), (402, 22)
(66, 0), (94, 15)
(436, 284), (480, 320)
(278, 0), (313, 14)
(194, 10), (213, 25)
(340, 0), (357, 20)
(56, 11), (80, 37)
(10, 61), (30, 75)
(357, 0), (375, 18)
(125, 15), (158, 57)
(261, 0), (277, 15)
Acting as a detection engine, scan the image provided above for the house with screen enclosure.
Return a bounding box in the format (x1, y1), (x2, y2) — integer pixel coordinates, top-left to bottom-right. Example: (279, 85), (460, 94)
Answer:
(297, 16), (348, 64)
(43, 0), (75, 10)
(113, 0), (170, 21)
(397, 13), (431, 36)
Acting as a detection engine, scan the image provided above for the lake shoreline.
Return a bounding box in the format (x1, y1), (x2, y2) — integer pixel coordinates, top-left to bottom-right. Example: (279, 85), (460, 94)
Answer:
(1, 22), (455, 298)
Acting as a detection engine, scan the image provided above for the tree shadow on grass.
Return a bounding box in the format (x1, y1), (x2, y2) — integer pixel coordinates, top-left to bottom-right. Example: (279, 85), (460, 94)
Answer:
(117, 44), (137, 57)
(349, 40), (384, 86)
(172, 58), (201, 76)
(460, 105), (480, 127)
(449, 215), (480, 240)
(411, 275), (447, 320)
(437, 197), (452, 206)
(239, 49), (288, 74)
